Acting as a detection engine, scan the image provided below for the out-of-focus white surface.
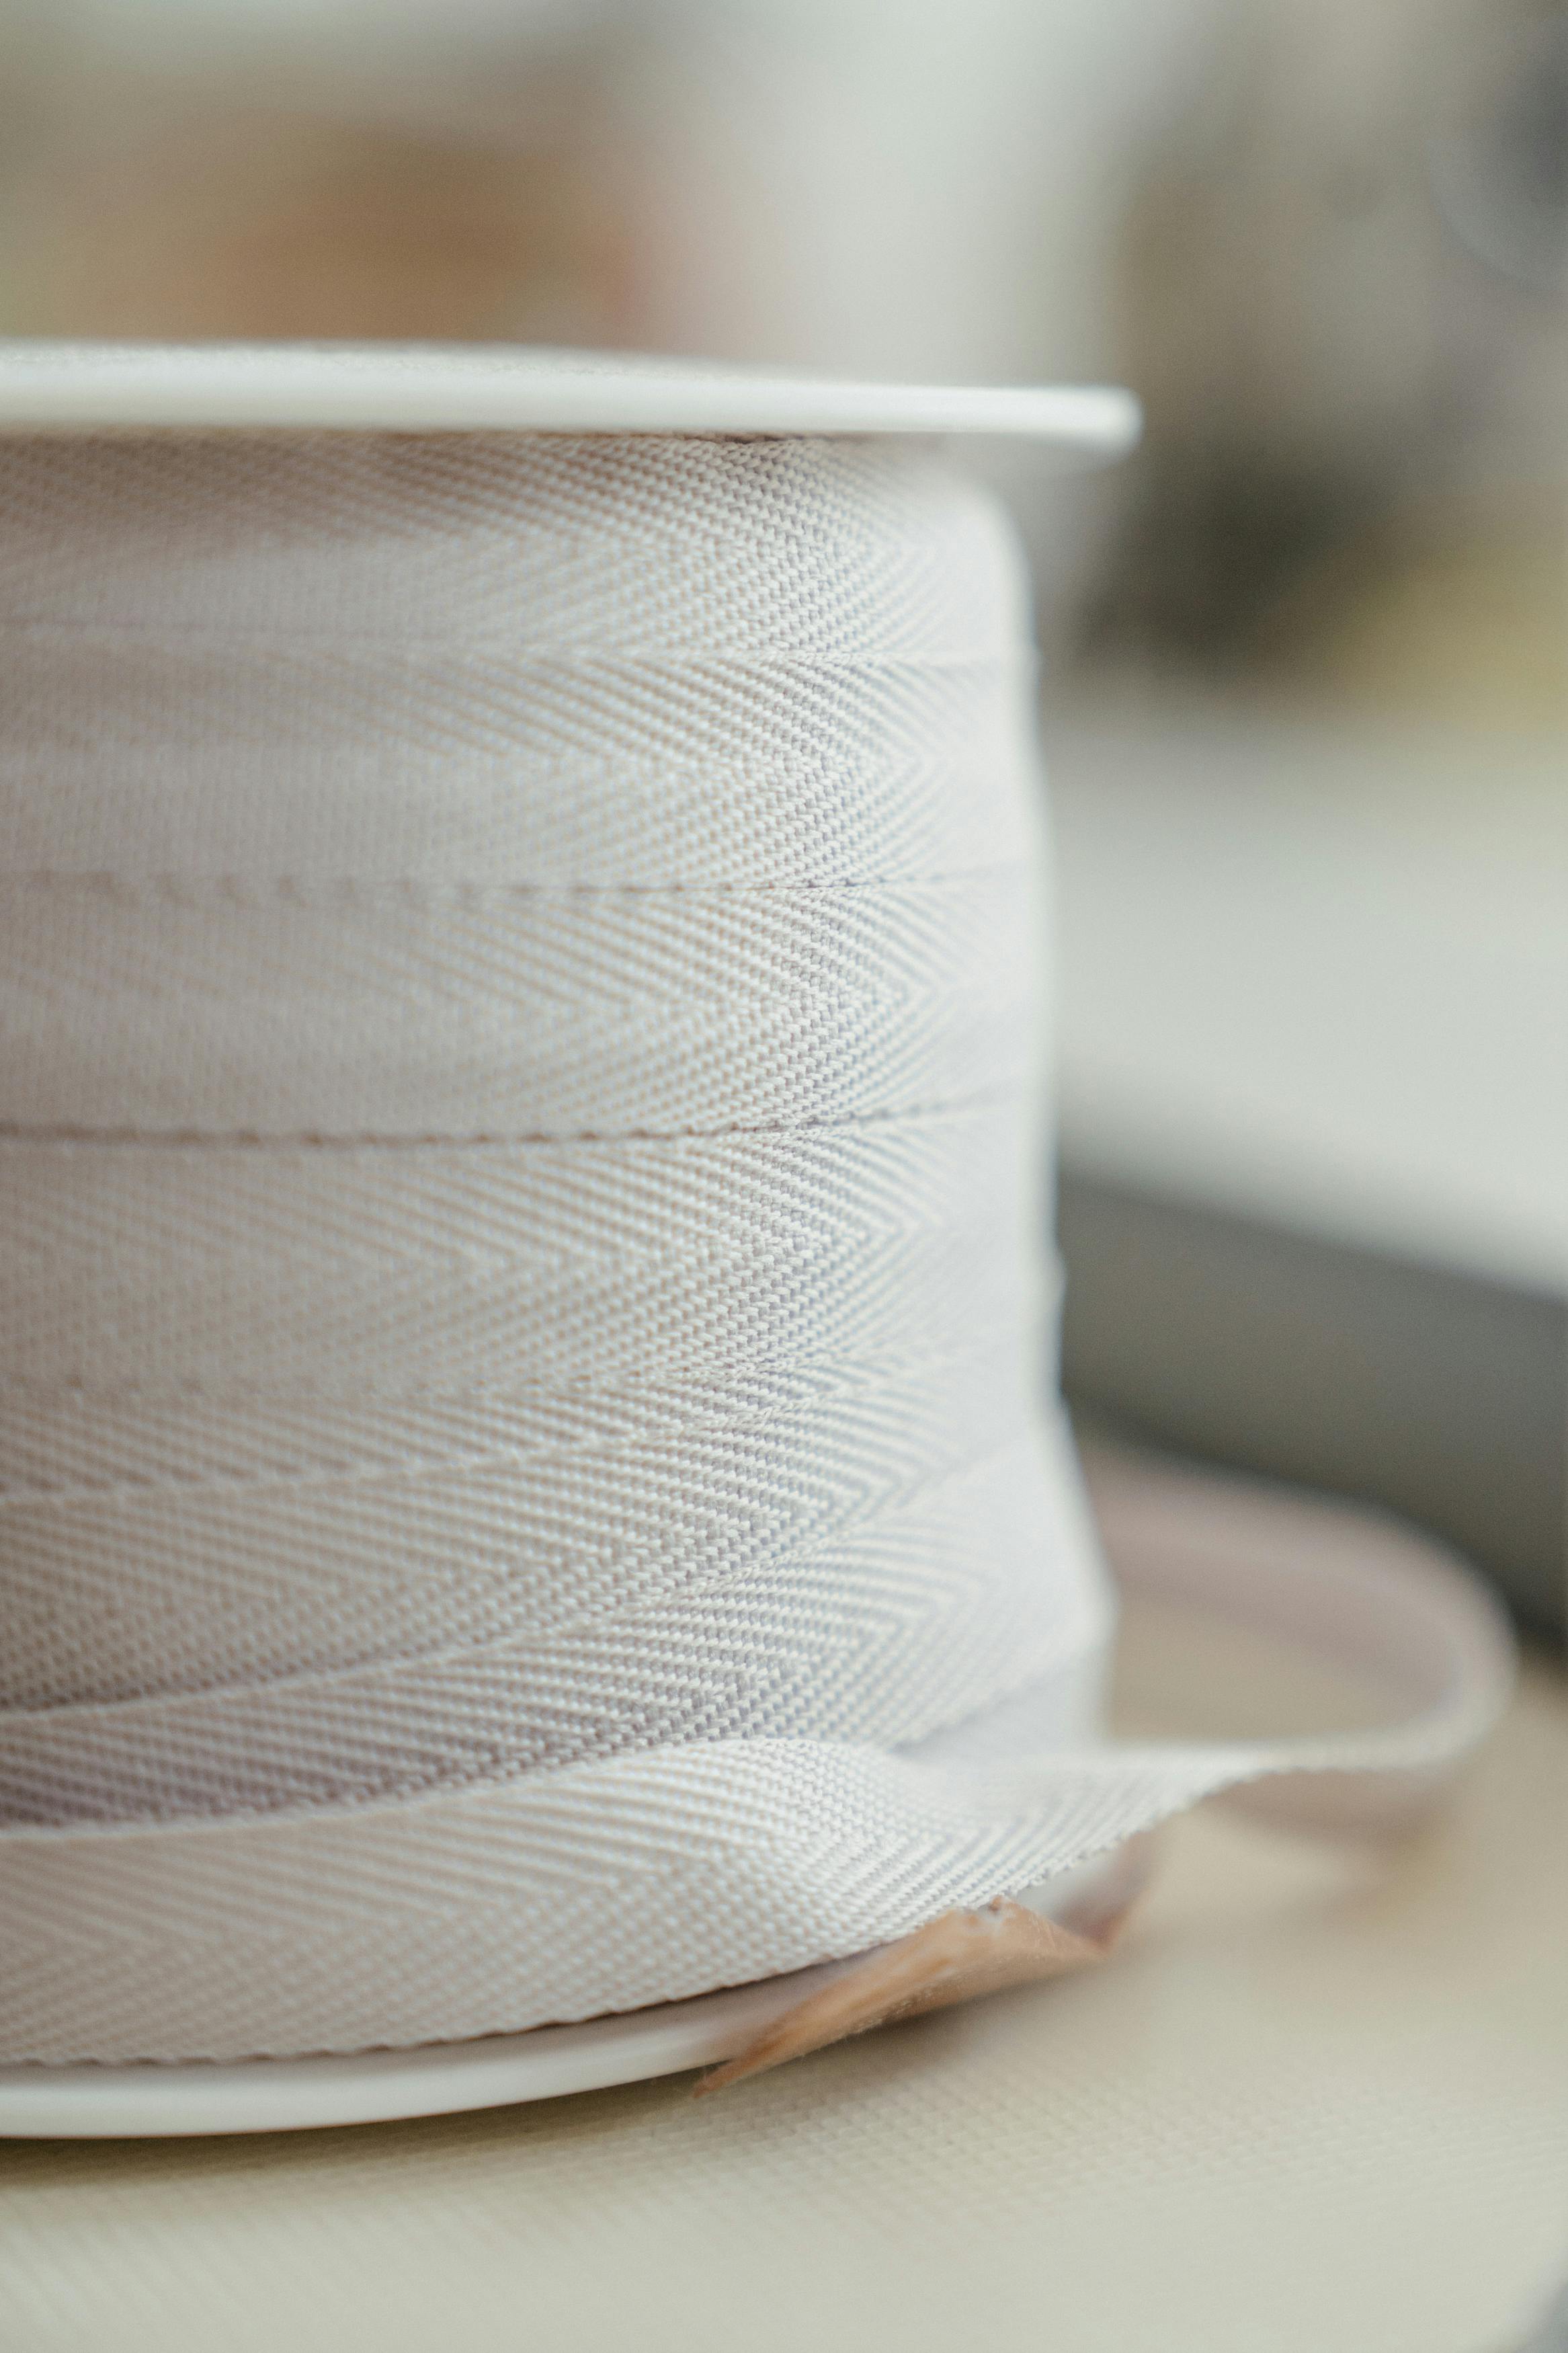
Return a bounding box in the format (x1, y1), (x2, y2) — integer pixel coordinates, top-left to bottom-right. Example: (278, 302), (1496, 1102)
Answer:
(1051, 699), (1568, 1291)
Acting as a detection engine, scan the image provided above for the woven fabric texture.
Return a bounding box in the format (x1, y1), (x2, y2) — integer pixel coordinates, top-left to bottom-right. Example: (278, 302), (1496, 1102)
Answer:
(0, 432), (1508, 2065)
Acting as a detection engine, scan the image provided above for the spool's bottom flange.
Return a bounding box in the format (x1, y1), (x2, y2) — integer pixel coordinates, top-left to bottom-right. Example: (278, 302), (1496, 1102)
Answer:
(0, 1852), (1127, 2138)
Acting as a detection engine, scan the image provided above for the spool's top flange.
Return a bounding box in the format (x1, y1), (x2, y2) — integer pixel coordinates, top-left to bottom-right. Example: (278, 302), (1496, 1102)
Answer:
(0, 342), (1139, 457)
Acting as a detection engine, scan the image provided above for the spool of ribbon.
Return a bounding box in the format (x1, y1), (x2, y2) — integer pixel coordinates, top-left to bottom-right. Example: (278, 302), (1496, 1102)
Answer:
(0, 357), (1512, 2091)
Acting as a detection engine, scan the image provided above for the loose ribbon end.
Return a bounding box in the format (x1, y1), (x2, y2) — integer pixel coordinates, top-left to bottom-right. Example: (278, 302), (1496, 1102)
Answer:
(694, 1896), (1115, 2096)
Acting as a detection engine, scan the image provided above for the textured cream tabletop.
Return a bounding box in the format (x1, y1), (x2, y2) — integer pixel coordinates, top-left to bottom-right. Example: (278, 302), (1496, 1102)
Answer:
(4, 1641), (1566, 2353)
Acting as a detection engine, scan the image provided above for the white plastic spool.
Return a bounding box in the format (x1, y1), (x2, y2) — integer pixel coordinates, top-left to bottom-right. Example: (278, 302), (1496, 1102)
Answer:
(0, 344), (1136, 2136)
(0, 350), (1512, 2140)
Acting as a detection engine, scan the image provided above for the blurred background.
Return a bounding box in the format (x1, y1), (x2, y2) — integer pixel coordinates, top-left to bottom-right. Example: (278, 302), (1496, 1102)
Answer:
(0, 0), (1563, 1625)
